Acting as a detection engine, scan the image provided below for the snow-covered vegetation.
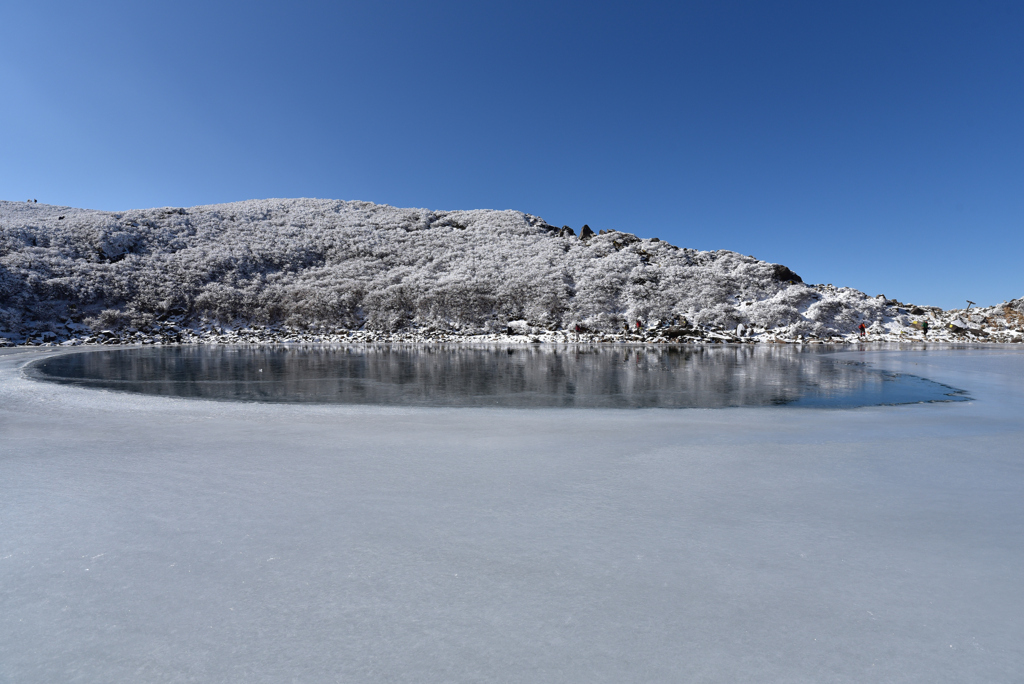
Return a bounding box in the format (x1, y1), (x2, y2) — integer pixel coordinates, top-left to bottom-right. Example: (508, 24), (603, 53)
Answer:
(1, 198), (1021, 345)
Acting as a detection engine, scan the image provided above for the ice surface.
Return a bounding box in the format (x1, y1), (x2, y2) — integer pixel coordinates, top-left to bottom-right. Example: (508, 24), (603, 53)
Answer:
(24, 344), (968, 408)
(1, 347), (1023, 682)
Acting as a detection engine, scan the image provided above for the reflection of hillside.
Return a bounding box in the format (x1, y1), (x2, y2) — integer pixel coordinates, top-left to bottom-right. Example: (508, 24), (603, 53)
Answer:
(30, 345), (961, 408)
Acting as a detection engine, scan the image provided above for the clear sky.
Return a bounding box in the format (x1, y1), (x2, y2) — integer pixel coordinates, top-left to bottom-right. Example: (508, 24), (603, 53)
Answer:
(2, 1), (1021, 309)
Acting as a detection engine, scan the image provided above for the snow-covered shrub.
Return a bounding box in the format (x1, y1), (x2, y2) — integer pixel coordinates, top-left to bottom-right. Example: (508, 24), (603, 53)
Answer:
(806, 299), (846, 326)
(364, 284), (416, 331)
(506, 320), (532, 335)
(0, 198), (928, 337)
(85, 308), (132, 331)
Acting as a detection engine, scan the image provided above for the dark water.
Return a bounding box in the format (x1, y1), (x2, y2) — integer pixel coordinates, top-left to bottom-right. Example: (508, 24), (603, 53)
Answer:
(25, 345), (968, 408)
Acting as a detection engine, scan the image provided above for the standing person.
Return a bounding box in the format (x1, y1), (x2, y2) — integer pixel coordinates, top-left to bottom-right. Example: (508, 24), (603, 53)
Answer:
(635, 320), (642, 332)
(858, 323), (866, 337)
(922, 320), (929, 336)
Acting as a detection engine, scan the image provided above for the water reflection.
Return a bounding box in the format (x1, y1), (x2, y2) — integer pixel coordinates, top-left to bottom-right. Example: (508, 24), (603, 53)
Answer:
(27, 344), (967, 408)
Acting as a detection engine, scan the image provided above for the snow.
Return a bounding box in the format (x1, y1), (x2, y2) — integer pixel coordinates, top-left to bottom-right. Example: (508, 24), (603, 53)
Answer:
(4, 198), (1021, 345)
(2, 346), (1023, 682)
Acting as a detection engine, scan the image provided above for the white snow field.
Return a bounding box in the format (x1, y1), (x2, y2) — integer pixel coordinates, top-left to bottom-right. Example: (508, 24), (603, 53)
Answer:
(1, 346), (1022, 683)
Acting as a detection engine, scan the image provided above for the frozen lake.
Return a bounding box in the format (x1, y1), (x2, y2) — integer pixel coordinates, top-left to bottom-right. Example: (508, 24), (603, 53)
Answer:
(1, 345), (1022, 682)
(26, 345), (966, 408)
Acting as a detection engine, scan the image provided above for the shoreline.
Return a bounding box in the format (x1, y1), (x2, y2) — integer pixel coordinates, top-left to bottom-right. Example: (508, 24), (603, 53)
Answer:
(2, 327), (1020, 349)
(5, 337), (1020, 348)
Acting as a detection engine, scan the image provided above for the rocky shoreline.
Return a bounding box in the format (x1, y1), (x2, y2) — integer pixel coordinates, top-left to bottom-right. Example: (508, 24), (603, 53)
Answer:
(4, 302), (1021, 349)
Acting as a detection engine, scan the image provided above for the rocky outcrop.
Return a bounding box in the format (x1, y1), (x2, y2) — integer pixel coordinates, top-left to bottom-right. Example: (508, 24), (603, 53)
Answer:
(771, 265), (803, 284)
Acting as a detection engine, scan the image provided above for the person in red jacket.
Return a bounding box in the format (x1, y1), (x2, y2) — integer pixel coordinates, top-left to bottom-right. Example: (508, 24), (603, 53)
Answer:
(858, 323), (866, 337)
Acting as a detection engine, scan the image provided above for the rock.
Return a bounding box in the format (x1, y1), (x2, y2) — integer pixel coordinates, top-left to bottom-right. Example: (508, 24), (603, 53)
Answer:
(579, 225), (594, 240)
(559, 226), (576, 237)
(612, 233), (640, 248)
(770, 264), (803, 283)
(911, 307), (926, 315)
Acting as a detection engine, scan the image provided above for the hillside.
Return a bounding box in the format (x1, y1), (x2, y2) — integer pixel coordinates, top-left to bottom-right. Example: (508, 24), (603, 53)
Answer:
(0, 198), (1021, 345)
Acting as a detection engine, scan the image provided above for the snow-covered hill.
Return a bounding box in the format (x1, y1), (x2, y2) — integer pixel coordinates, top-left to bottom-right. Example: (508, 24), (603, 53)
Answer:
(1, 198), (1021, 345)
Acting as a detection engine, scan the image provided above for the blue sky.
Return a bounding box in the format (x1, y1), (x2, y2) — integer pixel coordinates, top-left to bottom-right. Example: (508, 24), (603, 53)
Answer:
(2, 1), (1021, 309)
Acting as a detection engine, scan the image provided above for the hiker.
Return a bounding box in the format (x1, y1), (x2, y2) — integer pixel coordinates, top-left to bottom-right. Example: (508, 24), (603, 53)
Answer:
(635, 320), (642, 331)
(922, 320), (929, 336)
(858, 323), (866, 337)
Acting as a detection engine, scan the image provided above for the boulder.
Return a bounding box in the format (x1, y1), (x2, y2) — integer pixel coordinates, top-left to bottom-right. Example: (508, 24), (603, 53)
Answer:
(579, 225), (595, 240)
(664, 325), (692, 338)
(770, 264), (803, 283)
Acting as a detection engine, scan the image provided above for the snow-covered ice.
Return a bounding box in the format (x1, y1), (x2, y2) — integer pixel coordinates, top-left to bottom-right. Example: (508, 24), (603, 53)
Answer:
(1, 346), (1022, 682)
